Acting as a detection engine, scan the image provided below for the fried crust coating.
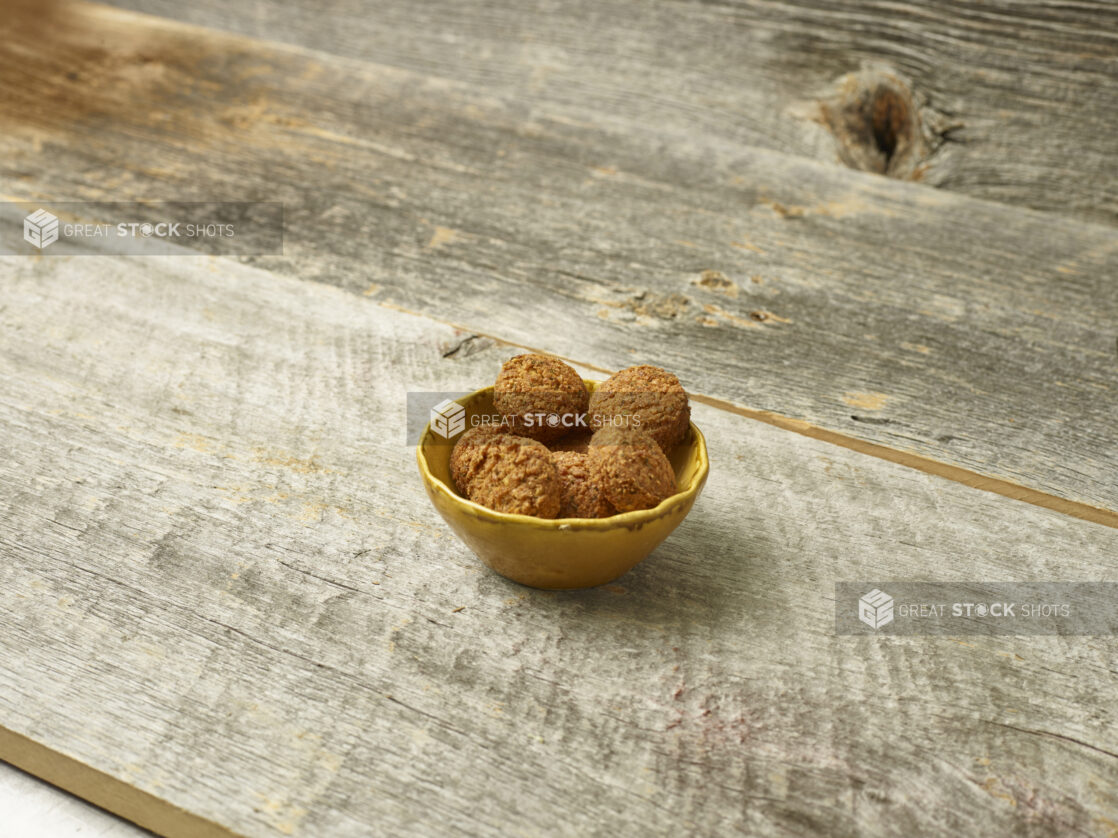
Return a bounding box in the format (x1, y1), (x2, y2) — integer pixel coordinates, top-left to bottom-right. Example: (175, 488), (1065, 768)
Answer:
(588, 365), (689, 452)
(494, 354), (589, 442)
(552, 451), (614, 518)
(467, 434), (561, 517)
(587, 426), (677, 512)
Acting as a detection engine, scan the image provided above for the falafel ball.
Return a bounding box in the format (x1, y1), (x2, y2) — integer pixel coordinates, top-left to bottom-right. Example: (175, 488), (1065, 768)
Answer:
(548, 429), (593, 455)
(493, 354), (589, 442)
(587, 365), (690, 452)
(466, 434), (561, 518)
(587, 426), (677, 512)
(552, 451), (614, 518)
(449, 424), (504, 495)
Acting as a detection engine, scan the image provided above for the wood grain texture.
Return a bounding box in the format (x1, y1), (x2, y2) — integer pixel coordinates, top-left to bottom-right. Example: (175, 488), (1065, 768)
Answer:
(2, 2), (1113, 516)
(100, 0), (1118, 224)
(2, 252), (1118, 837)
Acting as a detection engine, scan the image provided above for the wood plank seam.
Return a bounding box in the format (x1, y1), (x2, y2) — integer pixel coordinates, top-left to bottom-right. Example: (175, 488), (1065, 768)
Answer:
(3, 1), (1114, 514)
(3, 255), (1116, 837)
(378, 301), (1118, 532)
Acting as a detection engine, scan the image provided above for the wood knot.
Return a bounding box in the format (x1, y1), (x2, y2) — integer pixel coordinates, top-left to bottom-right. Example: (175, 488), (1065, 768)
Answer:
(819, 68), (932, 180)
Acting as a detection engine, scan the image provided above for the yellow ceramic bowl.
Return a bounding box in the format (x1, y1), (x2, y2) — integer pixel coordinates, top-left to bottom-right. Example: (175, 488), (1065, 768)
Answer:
(416, 380), (709, 589)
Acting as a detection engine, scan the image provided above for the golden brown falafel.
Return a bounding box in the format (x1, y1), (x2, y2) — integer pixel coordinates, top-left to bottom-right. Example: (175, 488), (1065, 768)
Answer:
(587, 426), (677, 512)
(466, 434), (561, 517)
(493, 354), (589, 442)
(551, 451), (614, 518)
(587, 365), (690, 452)
(449, 424), (504, 495)
(548, 429), (593, 455)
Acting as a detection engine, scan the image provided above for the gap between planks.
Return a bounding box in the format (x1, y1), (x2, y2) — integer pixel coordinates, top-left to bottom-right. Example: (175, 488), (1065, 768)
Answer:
(381, 302), (1118, 533)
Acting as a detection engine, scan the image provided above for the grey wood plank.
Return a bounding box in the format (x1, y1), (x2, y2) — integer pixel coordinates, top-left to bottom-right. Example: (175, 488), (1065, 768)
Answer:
(99, 0), (1118, 224)
(1, 252), (1118, 837)
(6, 1), (1113, 521)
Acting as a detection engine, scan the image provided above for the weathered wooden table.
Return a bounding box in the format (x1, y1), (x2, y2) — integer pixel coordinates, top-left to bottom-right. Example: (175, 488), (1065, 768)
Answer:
(2, 1), (1116, 836)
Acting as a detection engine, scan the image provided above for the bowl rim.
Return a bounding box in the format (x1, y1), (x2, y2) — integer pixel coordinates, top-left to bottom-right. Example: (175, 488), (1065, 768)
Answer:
(416, 380), (709, 529)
